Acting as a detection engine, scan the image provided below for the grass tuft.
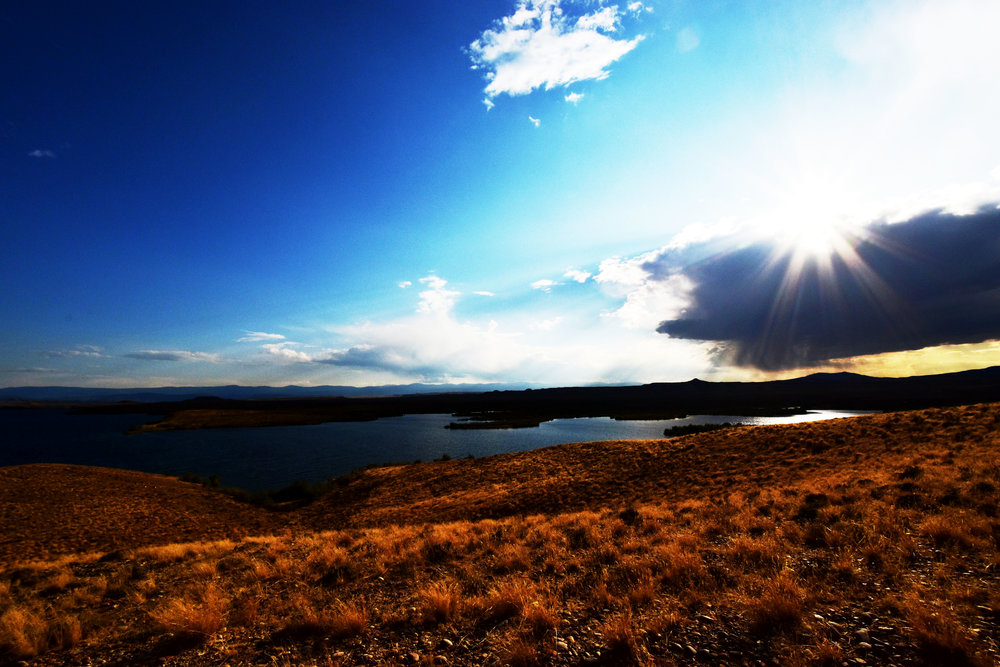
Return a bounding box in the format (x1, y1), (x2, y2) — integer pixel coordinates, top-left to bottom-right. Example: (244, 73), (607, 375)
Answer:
(150, 583), (228, 641)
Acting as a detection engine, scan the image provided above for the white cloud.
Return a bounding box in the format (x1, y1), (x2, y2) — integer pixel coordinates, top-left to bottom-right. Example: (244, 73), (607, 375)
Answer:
(528, 115), (541, 127)
(261, 342), (314, 363)
(398, 280), (412, 288)
(214, 272), (718, 385)
(125, 350), (221, 363)
(627, 2), (651, 14)
(323, 306), (536, 381)
(28, 149), (55, 158)
(575, 6), (619, 32)
(474, 291), (496, 297)
(42, 345), (107, 359)
(675, 26), (700, 53)
(417, 275), (459, 315)
(238, 331), (286, 342)
(317, 276), (710, 384)
(563, 268), (591, 283)
(531, 278), (562, 292)
(531, 316), (564, 331)
(564, 92), (584, 104)
(595, 249), (692, 329)
(469, 0), (645, 103)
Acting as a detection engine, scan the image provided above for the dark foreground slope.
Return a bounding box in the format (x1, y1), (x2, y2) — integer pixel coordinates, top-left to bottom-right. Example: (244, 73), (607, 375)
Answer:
(1, 405), (998, 665)
(0, 465), (283, 562)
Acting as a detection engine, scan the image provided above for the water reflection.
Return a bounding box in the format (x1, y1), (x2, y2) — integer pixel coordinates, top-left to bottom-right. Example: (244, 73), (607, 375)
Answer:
(0, 409), (873, 492)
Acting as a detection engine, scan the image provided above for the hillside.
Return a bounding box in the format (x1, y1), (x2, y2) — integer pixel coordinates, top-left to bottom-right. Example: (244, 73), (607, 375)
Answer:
(1, 405), (998, 665)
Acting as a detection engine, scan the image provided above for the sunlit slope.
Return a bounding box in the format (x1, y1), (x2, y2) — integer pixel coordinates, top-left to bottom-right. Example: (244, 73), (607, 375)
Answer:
(3, 404), (997, 562)
(295, 404), (1000, 529)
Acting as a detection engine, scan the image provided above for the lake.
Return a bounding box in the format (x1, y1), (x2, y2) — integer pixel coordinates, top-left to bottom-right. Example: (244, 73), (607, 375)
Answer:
(0, 408), (871, 491)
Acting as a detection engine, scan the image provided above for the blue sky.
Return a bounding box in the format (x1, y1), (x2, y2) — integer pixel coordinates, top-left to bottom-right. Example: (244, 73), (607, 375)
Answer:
(3, 0), (1000, 388)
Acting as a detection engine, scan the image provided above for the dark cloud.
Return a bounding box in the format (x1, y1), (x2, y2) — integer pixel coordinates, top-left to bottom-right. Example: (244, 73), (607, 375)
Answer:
(125, 351), (186, 361)
(657, 205), (1000, 370)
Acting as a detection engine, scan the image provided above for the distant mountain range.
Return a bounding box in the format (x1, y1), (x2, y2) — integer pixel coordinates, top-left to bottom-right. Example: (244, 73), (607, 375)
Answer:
(0, 382), (546, 403)
(4, 367), (1000, 423)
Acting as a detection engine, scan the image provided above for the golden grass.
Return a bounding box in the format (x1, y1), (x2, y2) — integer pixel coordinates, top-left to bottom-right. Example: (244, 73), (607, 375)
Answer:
(149, 583), (228, 640)
(1, 404), (998, 665)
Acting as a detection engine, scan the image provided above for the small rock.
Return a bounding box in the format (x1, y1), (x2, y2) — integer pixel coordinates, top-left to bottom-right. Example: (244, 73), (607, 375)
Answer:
(435, 656), (448, 665)
(408, 652), (421, 663)
(555, 640), (569, 650)
(439, 638), (453, 648)
(856, 628), (870, 642)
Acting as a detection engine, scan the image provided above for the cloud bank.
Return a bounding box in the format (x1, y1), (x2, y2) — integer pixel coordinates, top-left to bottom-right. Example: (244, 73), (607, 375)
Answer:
(469, 0), (644, 105)
(649, 205), (1000, 370)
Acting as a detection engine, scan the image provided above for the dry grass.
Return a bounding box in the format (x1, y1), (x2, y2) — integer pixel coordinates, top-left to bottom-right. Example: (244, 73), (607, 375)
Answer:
(744, 570), (807, 636)
(1, 404), (998, 665)
(150, 583), (229, 640)
(418, 580), (462, 624)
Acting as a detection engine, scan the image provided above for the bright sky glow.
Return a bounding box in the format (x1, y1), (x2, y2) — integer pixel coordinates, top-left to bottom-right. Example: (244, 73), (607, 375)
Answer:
(2, 0), (1000, 388)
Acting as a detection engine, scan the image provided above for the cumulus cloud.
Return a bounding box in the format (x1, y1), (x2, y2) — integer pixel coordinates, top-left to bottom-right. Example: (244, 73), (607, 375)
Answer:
(261, 342), (313, 363)
(318, 285), (539, 381)
(398, 281), (412, 288)
(238, 331), (285, 342)
(28, 149), (55, 158)
(563, 268), (592, 283)
(416, 275), (459, 315)
(231, 272), (714, 384)
(564, 92), (584, 104)
(125, 350), (221, 363)
(650, 204), (1000, 370)
(469, 0), (644, 104)
(596, 251), (693, 329)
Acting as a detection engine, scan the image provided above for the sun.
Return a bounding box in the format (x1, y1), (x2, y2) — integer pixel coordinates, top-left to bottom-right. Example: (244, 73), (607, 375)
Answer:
(778, 218), (847, 258)
(756, 176), (866, 263)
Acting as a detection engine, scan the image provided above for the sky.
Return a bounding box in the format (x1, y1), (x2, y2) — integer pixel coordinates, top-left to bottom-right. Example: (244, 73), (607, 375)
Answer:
(3, 0), (1000, 388)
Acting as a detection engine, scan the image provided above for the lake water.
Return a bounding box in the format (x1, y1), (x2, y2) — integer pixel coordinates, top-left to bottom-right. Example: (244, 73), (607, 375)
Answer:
(0, 409), (870, 491)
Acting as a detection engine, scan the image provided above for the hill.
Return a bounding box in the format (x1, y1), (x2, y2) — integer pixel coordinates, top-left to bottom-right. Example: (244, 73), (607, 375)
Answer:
(0, 405), (997, 665)
(49, 364), (1000, 432)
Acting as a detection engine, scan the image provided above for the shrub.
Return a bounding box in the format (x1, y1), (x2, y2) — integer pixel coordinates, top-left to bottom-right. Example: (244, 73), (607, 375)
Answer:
(150, 584), (228, 640)
(279, 599), (370, 639)
(746, 571), (806, 636)
(601, 609), (641, 662)
(419, 581), (461, 624)
(0, 606), (47, 658)
(907, 603), (984, 666)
